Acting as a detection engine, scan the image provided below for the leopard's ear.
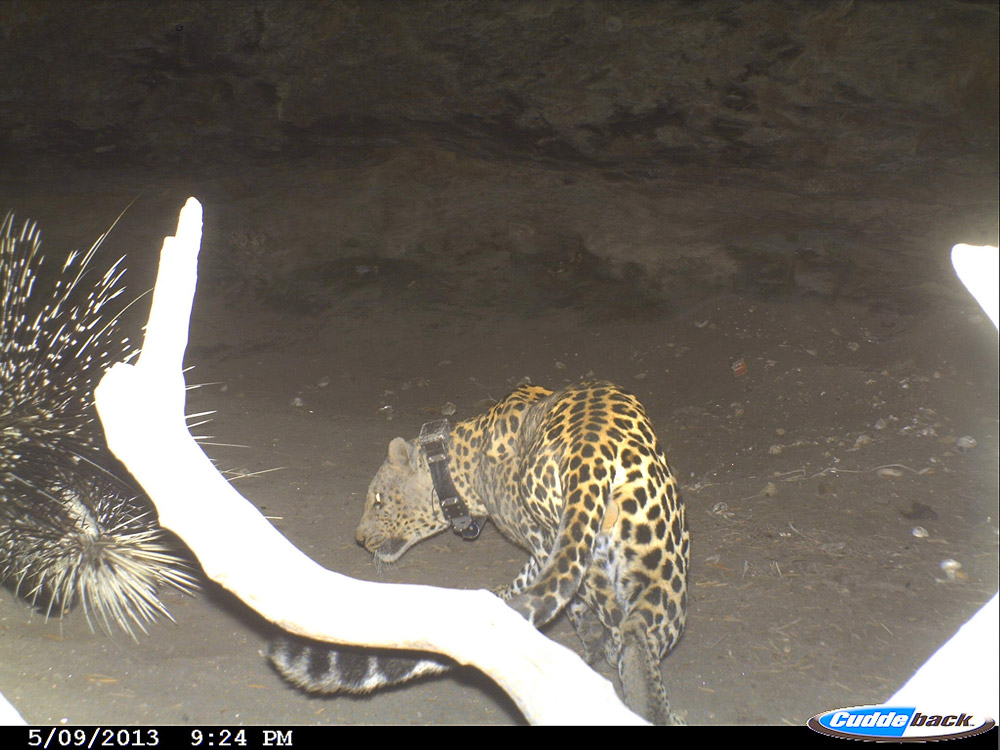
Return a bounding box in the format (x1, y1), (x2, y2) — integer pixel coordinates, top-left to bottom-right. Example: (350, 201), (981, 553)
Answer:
(387, 437), (414, 466)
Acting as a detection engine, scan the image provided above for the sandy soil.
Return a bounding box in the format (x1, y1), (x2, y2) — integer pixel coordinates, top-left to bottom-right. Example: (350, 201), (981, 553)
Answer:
(0, 161), (997, 727)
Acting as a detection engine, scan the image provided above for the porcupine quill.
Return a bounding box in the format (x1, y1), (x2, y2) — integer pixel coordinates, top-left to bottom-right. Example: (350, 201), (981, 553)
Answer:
(0, 209), (197, 638)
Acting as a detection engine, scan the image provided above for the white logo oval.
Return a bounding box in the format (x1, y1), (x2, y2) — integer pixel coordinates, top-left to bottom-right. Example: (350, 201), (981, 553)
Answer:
(808, 704), (995, 741)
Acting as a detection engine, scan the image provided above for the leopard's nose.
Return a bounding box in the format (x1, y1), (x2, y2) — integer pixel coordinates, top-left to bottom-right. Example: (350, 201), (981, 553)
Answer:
(355, 525), (366, 545)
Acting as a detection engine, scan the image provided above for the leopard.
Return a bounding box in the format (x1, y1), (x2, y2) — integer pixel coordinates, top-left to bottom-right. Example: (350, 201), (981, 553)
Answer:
(269, 381), (689, 724)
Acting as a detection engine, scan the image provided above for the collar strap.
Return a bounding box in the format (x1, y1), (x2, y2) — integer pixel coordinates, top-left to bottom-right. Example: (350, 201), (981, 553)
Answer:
(418, 419), (482, 540)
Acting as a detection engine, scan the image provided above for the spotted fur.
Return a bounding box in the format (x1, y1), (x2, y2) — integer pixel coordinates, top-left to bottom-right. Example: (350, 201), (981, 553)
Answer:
(271, 382), (689, 723)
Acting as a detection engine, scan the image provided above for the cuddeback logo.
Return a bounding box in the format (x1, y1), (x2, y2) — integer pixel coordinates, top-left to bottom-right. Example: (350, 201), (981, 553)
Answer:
(808, 704), (995, 741)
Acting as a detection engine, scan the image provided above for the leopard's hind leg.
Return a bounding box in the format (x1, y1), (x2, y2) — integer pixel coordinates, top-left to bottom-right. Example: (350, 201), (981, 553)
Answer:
(605, 472), (689, 724)
(619, 621), (680, 725)
(566, 597), (611, 665)
(569, 548), (681, 724)
(506, 465), (610, 626)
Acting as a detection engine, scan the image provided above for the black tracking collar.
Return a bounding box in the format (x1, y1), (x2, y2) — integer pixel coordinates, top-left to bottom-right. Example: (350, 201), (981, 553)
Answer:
(418, 419), (482, 540)
(417, 419), (483, 539)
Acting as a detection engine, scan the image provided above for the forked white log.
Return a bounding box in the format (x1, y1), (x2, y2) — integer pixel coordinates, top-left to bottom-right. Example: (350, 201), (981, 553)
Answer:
(94, 197), (643, 726)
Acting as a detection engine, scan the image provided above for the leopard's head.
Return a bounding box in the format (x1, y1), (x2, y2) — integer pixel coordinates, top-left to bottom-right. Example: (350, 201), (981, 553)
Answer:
(355, 437), (449, 563)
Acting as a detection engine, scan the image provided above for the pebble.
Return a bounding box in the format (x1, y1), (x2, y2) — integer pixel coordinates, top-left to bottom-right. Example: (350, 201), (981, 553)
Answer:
(955, 436), (977, 452)
(441, 402), (457, 416)
(911, 526), (929, 538)
(940, 559), (963, 581)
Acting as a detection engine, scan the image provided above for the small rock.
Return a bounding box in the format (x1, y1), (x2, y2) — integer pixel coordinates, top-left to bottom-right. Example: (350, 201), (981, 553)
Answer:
(768, 444), (783, 455)
(955, 436), (977, 452)
(911, 527), (929, 538)
(554, 361), (566, 370)
(940, 559), (963, 581)
(854, 434), (873, 447)
(441, 402), (457, 416)
(847, 341), (860, 352)
(291, 396), (305, 408)
(317, 376), (330, 388)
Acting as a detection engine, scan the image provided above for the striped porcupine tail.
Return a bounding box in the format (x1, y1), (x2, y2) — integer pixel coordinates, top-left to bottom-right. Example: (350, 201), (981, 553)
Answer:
(268, 636), (452, 694)
(0, 463), (198, 638)
(1, 208), (197, 637)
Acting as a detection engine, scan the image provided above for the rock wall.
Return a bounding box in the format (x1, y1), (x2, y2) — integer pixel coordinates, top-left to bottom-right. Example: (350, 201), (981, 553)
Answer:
(1, 1), (997, 312)
(4, 1), (996, 165)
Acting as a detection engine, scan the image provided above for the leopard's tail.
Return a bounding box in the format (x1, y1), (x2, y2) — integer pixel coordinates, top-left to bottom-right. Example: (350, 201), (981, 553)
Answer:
(268, 636), (452, 694)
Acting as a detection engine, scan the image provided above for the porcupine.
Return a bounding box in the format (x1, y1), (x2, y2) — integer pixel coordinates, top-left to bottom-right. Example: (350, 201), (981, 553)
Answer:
(0, 210), (196, 637)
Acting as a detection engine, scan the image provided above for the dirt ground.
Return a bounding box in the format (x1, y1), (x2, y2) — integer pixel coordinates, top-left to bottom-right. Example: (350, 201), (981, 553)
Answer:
(0, 157), (997, 727)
